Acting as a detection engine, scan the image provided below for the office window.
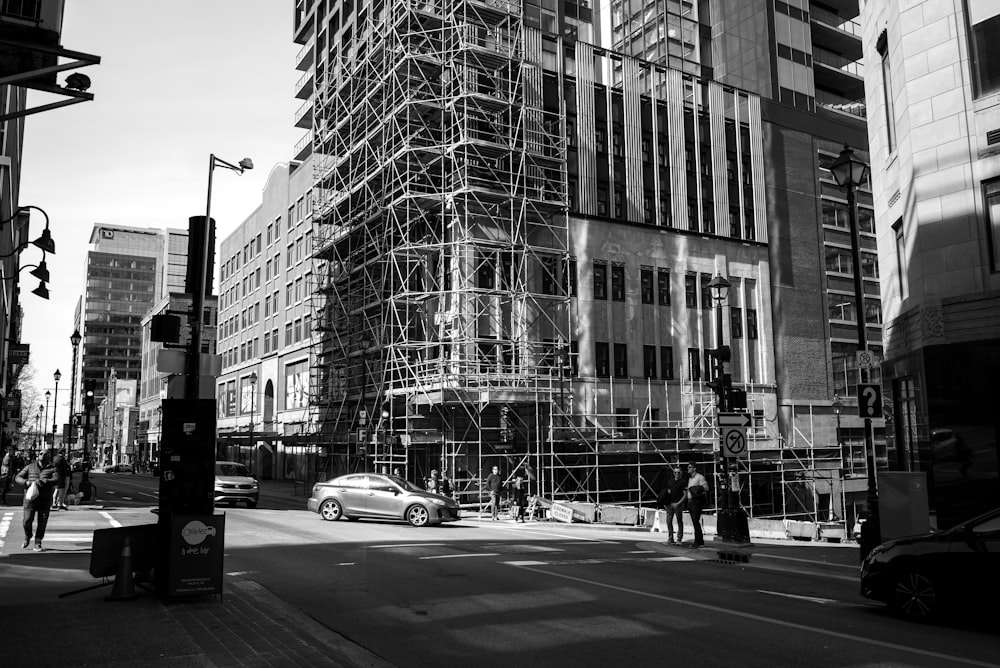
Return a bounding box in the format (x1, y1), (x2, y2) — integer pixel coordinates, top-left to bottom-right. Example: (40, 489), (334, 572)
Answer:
(285, 323), (293, 346)
(657, 269), (670, 305)
(610, 264), (625, 301)
(687, 348), (700, 381)
(700, 274), (712, 310)
(660, 346), (674, 380)
(561, 258), (577, 296)
(613, 343), (628, 378)
(643, 345), (657, 378)
(747, 309), (758, 339)
(593, 262), (607, 300)
(985, 179), (1000, 272)
(640, 267), (653, 304)
(968, 1), (1000, 97)
(892, 218), (910, 297)
(731, 307), (743, 338)
(876, 31), (896, 152)
(595, 341), (610, 377)
(684, 274), (697, 308)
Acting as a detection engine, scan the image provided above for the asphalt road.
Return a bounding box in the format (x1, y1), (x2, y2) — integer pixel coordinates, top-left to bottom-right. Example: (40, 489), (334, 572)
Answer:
(5, 474), (997, 667)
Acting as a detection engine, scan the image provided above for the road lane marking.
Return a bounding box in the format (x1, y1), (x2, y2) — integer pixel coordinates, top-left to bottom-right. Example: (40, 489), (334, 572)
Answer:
(757, 590), (839, 604)
(99, 511), (122, 528)
(419, 553), (500, 560)
(753, 553), (859, 570)
(509, 564), (999, 667)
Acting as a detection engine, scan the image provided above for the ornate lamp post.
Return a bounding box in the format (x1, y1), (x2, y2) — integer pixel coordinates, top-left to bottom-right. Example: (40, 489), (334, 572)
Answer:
(35, 405), (42, 448)
(830, 144), (881, 560)
(833, 393), (845, 469)
(51, 369), (61, 449)
(248, 371), (258, 472)
(43, 391), (50, 448)
(70, 329), (81, 453)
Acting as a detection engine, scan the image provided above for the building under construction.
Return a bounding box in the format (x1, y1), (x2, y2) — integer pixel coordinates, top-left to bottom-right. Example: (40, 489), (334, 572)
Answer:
(296, 0), (862, 526)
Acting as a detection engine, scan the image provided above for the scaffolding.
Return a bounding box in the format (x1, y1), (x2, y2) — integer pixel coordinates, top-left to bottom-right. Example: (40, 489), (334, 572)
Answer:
(305, 0), (848, 527)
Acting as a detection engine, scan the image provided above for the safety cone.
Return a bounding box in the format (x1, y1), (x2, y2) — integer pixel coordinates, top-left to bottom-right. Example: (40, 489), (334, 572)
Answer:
(107, 537), (138, 601)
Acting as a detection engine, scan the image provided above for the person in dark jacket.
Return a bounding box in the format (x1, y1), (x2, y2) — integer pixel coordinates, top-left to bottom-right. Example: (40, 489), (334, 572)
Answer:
(14, 450), (58, 551)
(485, 465), (503, 520)
(663, 462), (689, 545)
(510, 473), (527, 522)
(51, 452), (71, 510)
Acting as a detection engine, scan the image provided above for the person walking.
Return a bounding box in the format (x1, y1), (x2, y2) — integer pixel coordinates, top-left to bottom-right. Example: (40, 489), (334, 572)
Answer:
(664, 462), (688, 545)
(685, 462), (710, 548)
(0, 446), (14, 505)
(51, 452), (71, 510)
(14, 450), (58, 551)
(510, 473), (527, 522)
(439, 471), (453, 498)
(485, 465), (503, 520)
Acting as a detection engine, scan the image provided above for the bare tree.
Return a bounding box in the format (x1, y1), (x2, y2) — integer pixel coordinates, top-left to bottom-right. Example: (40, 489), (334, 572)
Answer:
(14, 363), (43, 448)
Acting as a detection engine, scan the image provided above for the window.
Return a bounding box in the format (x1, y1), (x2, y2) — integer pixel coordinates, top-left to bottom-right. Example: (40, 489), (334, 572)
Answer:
(684, 274), (697, 308)
(595, 341), (610, 377)
(562, 258), (577, 296)
(660, 346), (674, 380)
(893, 218), (910, 297)
(640, 267), (653, 304)
(747, 309), (758, 339)
(594, 262), (607, 300)
(876, 31), (896, 152)
(985, 179), (1000, 272)
(643, 345), (657, 378)
(700, 274), (712, 310)
(730, 307), (743, 338)
(611, 264), (625, 301)
(657, 269), (670, 305)
(968, 1), (1000, 97)
(613, 343), (628, 378)
(687, 348), (701, 381)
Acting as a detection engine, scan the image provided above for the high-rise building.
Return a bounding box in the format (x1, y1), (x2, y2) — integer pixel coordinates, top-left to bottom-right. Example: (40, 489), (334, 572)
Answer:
(861, 0), (1000, 528)
(286, 0), (880, 524)
(78, 225), (186, 404)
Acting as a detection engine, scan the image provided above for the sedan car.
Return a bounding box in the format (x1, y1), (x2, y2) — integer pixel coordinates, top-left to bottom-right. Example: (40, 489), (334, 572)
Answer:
(861, 507), (1000, 621)
(214, 461), (259, 508)
(307, 473), (460, 527)
(103, 463), (133, 473)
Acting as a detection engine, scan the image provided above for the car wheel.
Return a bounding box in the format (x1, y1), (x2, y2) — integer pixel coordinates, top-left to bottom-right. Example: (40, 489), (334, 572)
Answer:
(406, 504), (430, 527)
(319, 498), (343, 521)
(892, 569), (938, 621)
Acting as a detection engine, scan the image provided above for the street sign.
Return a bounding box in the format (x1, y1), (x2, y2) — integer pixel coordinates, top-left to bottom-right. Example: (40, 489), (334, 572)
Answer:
(857, 383), (883, 418)
(718, 412), (751, 428)
(721, 426), (748, 458)
(856, 350), (877, 369)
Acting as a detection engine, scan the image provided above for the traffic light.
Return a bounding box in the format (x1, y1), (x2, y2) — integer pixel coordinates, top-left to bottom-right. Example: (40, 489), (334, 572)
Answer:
(83, 379), (96, 410)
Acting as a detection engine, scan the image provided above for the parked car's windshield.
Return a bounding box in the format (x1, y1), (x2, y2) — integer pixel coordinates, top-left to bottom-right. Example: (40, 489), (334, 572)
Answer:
(216, 463), (251, 477)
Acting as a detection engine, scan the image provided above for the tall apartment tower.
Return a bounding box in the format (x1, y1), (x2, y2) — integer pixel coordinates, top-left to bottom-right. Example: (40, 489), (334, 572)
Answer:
(78, 225), (186, 404)
(290, 0), (874, 523)
(861, 0), (1000, 528)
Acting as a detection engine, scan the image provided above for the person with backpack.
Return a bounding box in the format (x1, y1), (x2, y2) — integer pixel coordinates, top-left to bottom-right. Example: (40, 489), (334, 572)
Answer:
(14, 450), (58, 551)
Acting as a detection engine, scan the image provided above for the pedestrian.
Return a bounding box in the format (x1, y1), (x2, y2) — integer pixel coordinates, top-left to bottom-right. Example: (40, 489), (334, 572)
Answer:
(510, 473), (527, 522)
(664, 462), (688, 545)
(425, 469), (440, 493)
(392, 467), (402, 479)
(485, 465), (502, 520)
(51, 451), (71, 510)
(685, 462), (710, 548)
(14, 450), (58, 551)
(0, 446), (14, 505)
(439, 471), (453, 498)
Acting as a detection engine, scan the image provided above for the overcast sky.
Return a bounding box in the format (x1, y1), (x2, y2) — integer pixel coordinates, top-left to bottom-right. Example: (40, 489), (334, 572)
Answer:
(17, 1), (302, 428)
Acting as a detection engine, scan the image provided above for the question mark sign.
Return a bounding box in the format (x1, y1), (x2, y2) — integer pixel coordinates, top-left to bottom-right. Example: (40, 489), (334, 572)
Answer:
(862, 386), (877, 417)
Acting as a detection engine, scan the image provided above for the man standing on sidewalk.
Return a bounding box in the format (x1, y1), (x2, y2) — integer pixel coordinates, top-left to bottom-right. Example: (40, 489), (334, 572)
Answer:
(14, 450), (58, 551)
(485, 465), (503, 520)
(685, 463), (710, 548)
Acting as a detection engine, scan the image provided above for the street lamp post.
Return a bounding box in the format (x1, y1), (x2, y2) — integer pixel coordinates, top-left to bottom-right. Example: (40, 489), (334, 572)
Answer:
(833, 393), (845, 469)
(34, 405), (42, 448)
(43, 391), (50, 449)
(248, 371), (257, 473)
(830, 144), (881, 560)
(187, 154), (253, 400)
(708, 274), (750, 543)
(51, 369), (61, 449)
(70, 329), (81, 455)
